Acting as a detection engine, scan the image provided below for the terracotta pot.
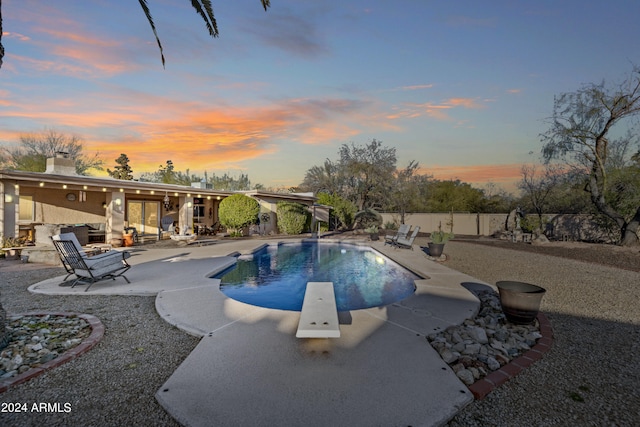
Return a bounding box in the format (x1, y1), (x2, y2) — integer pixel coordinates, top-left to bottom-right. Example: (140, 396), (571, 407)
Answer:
(122, 233), (134, 247)
(428, 243), (445, 257)
(497, 281), (546, 324)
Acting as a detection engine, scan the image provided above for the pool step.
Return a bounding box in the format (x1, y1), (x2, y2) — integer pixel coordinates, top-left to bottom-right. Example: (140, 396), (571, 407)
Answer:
(296, 282), (341, 338)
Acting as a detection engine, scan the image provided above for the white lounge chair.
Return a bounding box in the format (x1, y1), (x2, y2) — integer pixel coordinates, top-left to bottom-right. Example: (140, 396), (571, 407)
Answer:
(394, 226), (420, 250)
(384, 224), (411, 245)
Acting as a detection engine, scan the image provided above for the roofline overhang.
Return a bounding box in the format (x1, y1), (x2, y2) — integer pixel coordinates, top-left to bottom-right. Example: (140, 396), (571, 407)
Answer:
(0, 170), (315, 201)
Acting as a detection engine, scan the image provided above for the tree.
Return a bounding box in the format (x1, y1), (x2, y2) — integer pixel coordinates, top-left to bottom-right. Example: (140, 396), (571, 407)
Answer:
(0, 1), (271, 69)
(518, 163), (564, 232)
(0, 129), (103, 175)
(300, 159), (343, 196)
(425, 180), (486, 212)
(107, 154), (134, 180)
(541, 65), (640, 246)
(339, 139), (397, 210)
(384, 161), (423, 224)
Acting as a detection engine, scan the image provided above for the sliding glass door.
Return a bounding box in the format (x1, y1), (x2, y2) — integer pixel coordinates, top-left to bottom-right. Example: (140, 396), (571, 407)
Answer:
(127, 201), (160, 236)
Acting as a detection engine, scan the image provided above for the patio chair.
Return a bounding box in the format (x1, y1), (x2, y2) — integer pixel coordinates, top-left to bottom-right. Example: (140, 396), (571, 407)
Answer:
(51, 238), (131, 291)
(393, 226), (421, 250)
(51, 233), (131, 282)
(384, 224), (411, 245)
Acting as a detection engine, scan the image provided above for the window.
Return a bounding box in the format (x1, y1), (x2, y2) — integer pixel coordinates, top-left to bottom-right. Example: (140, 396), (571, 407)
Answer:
(18, 195), (34, 221)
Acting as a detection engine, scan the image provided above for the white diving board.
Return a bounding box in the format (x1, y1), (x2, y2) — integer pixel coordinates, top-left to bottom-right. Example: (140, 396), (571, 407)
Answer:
(296, 282), (341, 338)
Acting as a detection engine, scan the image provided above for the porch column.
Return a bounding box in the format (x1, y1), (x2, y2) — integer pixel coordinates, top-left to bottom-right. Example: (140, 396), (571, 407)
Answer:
(178, 196), (194, 234)
(1, 181), (18, 238)
(106, 192), (125, 245)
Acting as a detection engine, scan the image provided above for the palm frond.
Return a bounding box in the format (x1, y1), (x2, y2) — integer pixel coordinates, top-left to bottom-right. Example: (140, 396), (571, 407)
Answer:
(0, 4), (5, 69)
(138, 0), (165, 67)
(190, 0), (219, 37)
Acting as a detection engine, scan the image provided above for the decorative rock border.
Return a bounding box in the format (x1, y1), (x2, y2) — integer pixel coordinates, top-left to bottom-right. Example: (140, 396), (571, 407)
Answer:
(0, 312), (104, 393)
(467, 312), (553, 399)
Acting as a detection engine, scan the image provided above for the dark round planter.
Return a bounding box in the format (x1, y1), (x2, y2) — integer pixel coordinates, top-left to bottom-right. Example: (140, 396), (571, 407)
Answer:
(428, 242), (445, 257)
(496, 281), (546, 324)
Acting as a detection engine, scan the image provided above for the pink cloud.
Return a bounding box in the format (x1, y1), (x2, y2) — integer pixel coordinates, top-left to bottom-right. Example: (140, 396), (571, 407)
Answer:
(390, 97), (485, 121)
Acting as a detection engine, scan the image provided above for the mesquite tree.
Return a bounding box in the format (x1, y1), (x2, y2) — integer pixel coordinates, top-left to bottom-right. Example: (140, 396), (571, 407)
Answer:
(541, 65), (640, 246)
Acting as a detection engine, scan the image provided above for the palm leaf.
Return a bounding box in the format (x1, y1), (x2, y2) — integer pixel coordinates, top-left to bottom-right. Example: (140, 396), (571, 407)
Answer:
(190, 0), (218, 37)
(138, 0), (165, 67)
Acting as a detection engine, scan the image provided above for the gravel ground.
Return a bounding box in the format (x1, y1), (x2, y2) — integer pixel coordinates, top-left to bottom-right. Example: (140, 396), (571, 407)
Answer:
(0, 262), (198, 427)
(0, 238), (639, 426)
(440, 239), (640, 427)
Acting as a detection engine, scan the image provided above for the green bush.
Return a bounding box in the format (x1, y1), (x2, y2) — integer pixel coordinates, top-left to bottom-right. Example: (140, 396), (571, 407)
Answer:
(316, 193), (357, 229)
(354, 208), (382, 229)
(218, 194), (259, 232)
(384, 221), (398, 230)
(277, 202), (310, 235)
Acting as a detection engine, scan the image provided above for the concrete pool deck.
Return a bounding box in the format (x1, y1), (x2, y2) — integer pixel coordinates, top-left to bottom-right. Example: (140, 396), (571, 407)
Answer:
(29, 237), (491, 426)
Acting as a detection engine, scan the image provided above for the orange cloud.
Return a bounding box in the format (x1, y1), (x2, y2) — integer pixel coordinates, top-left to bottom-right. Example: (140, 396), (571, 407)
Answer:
(1, 89), (371, 175)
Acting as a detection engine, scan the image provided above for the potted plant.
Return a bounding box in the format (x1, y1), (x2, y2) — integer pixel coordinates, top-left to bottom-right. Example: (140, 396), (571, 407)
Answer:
(496, 281), (546, 324)
(428, 229), (454, 258)
(365, 225), (379, 241)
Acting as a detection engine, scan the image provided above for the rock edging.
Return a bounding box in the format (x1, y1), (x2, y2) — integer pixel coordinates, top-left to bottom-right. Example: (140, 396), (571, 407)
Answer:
(427, 290), (554, 399)
(0, 312), (104, 393)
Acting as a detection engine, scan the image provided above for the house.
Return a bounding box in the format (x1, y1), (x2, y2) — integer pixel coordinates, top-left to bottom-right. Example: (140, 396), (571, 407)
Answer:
(1, 153), (318, 247)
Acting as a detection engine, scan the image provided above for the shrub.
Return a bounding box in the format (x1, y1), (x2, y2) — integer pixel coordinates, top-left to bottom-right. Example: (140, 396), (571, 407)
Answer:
(354, 208), (382, 229)
(277, 201), (310, 235)
(218, 194), (259, 232)
(316, 193), (357, 229)
(384, 221), (398, 230)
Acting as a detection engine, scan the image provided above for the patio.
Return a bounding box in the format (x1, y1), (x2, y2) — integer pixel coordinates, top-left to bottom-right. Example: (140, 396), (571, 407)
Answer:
(28, 237), (486, 426)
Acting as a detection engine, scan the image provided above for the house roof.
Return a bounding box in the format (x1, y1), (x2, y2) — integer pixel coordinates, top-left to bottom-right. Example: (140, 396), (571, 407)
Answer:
(0, 169), (316, 203)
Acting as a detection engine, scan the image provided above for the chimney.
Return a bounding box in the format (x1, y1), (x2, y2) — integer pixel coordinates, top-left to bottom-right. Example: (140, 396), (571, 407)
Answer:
(45, 152), (77, 175)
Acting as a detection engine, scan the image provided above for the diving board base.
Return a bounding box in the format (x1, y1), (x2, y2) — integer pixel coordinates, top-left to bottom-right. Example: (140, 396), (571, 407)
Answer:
(296, 282), (341, 338)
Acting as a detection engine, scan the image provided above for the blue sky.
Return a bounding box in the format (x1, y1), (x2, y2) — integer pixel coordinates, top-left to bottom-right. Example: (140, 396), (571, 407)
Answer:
(1, 0), (639, 191)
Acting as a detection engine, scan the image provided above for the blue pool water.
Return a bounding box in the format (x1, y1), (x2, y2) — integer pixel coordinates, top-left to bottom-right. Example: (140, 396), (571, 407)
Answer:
(215, 242), (418, 311)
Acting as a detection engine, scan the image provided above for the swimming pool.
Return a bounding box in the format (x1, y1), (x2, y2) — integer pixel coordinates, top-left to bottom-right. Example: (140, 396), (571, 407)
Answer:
(215, 242), (418, 311)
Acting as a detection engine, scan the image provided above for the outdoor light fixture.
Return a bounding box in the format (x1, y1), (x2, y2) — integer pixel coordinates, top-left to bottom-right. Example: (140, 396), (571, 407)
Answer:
(163, 193), (171, 211)
(4, 194), (13, 203)
(187, 201), (193, 208)
(115, 198), (122, 206)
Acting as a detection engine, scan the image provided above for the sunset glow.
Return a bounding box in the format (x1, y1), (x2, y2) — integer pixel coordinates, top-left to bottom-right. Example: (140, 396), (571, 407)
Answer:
(2, 1), (638, 191)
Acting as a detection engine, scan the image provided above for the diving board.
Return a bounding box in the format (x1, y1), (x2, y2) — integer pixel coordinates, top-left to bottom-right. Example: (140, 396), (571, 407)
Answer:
(296, 282), (340, 338)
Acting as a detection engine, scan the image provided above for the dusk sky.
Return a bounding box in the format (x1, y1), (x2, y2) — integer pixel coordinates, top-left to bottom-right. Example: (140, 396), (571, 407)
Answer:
(1, 0), (639, 191)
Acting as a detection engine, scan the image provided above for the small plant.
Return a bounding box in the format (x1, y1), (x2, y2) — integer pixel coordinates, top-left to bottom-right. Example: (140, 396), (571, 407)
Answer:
(384, 221), (398, 230)
(430, 229), (454, 244)
(1, 236), (26, 256)
(365, 225), (379, 234)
